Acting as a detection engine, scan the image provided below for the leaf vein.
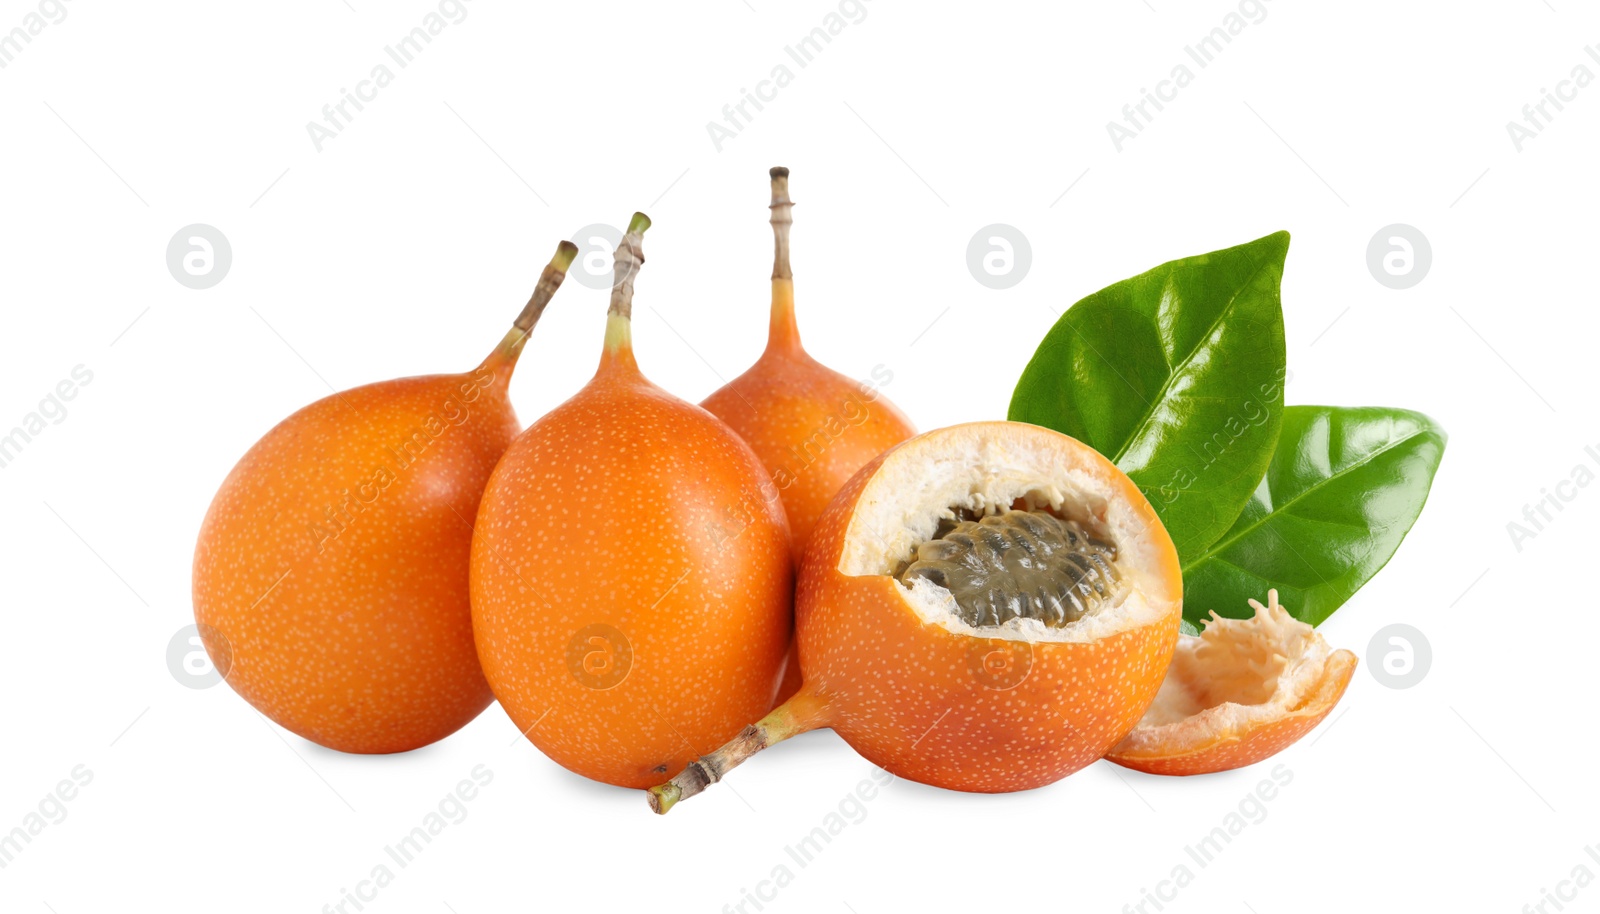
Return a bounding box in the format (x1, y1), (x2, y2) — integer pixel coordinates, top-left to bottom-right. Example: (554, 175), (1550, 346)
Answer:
(1183, 428), (1435, 571)
(1110, 255), (1279, 465)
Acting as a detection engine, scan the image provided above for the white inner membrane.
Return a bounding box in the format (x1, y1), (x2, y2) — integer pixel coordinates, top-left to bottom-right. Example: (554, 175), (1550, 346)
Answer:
(837, 425), (1172, 644)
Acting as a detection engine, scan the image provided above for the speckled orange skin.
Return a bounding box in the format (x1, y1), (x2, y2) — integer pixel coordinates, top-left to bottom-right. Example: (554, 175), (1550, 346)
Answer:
(793, 422), (1183, 793)
(192, 361), (517, 754)
(470, 338), (793, 789)
(702, 283), (915, 568)
(1106, 650), (1357, 775)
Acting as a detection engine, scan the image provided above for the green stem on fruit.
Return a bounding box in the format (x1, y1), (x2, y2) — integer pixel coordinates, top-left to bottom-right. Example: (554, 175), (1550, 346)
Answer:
(490, 240), (580, 365)
(603, 212), (652, 359)
(647, 687), (831, 815)
(766, 167), (802, 353)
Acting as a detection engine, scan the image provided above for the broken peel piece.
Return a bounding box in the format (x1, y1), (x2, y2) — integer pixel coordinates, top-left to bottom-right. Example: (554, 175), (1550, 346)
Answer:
(1105, 590), (1357, 776)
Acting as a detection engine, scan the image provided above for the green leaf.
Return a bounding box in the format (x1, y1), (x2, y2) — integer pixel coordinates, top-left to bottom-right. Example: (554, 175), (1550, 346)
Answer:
(1008, 232), (1289, 563)
(1180, 406), (1447, 626)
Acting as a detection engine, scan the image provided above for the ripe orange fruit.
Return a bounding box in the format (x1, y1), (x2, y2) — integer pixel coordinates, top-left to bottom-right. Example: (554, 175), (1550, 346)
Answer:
(702, 167), (916, 566)
(649, 420), (1183, 812)
(1105, 589), (1357, 775)
(192, 242), (579, 754)
(471, 214), (794, 789)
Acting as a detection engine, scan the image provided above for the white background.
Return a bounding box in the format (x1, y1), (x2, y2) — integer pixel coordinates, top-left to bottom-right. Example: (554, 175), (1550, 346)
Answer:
(2, 1), (1595, 911)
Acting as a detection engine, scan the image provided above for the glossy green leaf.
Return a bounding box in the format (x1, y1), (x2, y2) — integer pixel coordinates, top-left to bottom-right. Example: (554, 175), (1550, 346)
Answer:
(1008, 232), (1289, 563)
(1181, 406), (1447, 626)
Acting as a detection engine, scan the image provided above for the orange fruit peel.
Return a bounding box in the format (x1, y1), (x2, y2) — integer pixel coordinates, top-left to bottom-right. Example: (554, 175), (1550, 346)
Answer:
(1106, 589), (1357, 775)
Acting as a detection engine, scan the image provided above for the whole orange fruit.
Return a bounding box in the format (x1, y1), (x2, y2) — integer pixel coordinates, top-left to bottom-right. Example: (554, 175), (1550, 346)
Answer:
(702, 167), (916, 566)
(471, 214), (793, 789)
(192, 242), (578, 754)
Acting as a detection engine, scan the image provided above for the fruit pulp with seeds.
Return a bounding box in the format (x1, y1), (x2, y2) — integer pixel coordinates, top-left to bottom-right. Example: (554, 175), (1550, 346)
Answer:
(894, 509), (1122, 628)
